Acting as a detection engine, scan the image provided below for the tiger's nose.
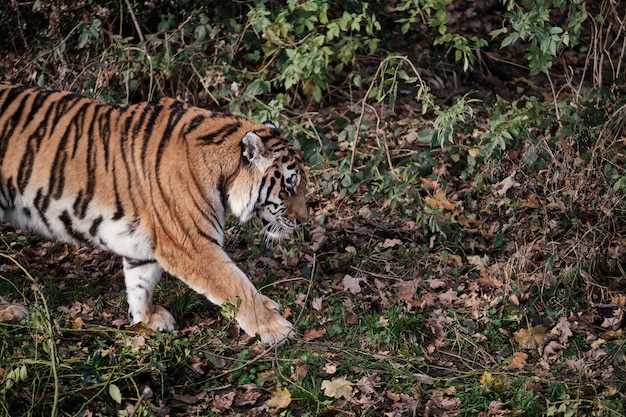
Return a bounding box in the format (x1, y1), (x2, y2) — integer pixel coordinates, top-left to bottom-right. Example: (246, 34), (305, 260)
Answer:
(285, 193), (308, 224)
(285, 201), (308, 224)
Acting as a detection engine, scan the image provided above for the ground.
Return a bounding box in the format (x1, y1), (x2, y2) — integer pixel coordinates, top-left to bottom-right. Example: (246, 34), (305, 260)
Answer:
(1, 1), (626, 415)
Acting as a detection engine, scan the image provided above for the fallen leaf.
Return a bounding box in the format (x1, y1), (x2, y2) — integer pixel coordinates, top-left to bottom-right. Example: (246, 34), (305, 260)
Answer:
(426, 278), (447, 290)
(291, 364), (308, 381)
(549, 316), (573, 344)
(542, 341), (564, 362)
(600, 309), (624, 330)
(72, 317), (85, 330)
(380, 238), (402, 248)
(175, 390), (206, 404)
(303, 328), (326, 341)
(480, 371), (494, 387)
(611, 294), (626, 307)
(342, 274), (365, 295)
(425, 189), (457, 212)
(396, 279), (419, 302)
(109, 384), (122, 404)
(310, 226), (327, 252)
(212, 390), (235, 411)
(438, 288), (459, 305)
(467, 255), (489, 271)
(324, 362), (338, 375)
(322, 376), (353, 399)
(190, 356), (205, 375)
(507, 352), (528, 370)
(311, 297), (324, 311)
(266, 387), (291, 410)
(356, 376), (376, 395)
(514, 326), (548, 350)
(234, 389), (261, 406)
(420, 177), (440, 191)
(386, 389), (401, 401)
(487, 400), (511, 416)
(495, 171), (520, 196)
(521, 193), (541, 208)
(472, 332), (487, 342)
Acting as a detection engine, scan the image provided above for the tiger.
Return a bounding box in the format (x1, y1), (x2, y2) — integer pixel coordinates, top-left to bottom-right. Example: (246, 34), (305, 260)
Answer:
(0, 84), (307, 345)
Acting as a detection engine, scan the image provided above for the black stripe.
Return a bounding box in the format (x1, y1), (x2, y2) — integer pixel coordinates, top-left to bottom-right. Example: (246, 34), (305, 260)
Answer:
(140, 104), (162, 165)
(89, 216), (103, 236)
(59, 210), (88, 243)
(197, 121), (241, 144)
(124, 257), (157, 268)
(33, 187), (52, 231)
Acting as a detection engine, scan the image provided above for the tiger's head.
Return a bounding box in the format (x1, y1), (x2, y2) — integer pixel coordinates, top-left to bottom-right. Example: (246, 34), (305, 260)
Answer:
(227, 121), (307, 241)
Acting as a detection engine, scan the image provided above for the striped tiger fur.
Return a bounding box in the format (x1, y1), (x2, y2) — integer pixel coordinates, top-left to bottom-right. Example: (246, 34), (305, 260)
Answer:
(0, 84), (307, 344)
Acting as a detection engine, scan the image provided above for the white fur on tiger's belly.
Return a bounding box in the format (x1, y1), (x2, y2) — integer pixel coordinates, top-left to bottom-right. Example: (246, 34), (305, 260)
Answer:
(5, 198), (155, 261)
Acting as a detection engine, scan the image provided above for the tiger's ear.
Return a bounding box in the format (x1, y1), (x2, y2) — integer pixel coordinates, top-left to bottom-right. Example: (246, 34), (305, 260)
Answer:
(242, 132), (270, 168)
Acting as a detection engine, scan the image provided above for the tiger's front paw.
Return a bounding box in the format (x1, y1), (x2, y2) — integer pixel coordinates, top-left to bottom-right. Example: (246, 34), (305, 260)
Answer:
(130, 305), (176, 332)
(237, 295), (294, 345)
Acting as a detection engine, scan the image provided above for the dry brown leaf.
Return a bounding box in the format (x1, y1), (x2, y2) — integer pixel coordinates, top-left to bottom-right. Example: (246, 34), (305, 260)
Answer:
(477, 272), (502, 289)
(311, 297), (324, 311)
(438, 288), (459, 305)
(425, 189), (457, 212)
(487, 400), (511, 415)
(324, 362), (338, 375)
(600, 309), (624, 330)
(175, 390), (206, 405)
(550, 316), (573, 344)
(310, 226), (327, 252)
(190, 356), (205, 375)
(472, 332), (487, 343)
(507, 352), (528, 370)
(356, 376), (376, 395)
(386, 389), (401, 401)
(380, 238), (402, 248)
(303, 328), (326, 341)
(426, 278), (447, 290)
(72, 317), (85, 330)
(467, 255), (489, 271)
(234, 390), (262, 407)
(521, 193), (541, 208)
(129, 334), (146, 348)
(514, 326), (548, 350)
(495, 171), (520, 196)
(0, 298), (28, 323)
(342, 274), (365, 295)
(542, 341), (564, 362)
(420, 177), (440, 191)
(611, 294), (626, 307)
(321, 376), (353, 399)
(266, 387), (291, 410)
(396, 279), (419, 302)
(291, 364), (308, 381)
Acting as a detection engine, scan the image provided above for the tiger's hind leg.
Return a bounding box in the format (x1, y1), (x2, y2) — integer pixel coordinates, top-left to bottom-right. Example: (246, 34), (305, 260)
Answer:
(0, 296), (28, 323)
(123, 258), (176, 331)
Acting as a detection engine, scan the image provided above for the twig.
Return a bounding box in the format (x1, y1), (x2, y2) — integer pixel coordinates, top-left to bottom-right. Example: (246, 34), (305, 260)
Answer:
(123, 0), (145, 44)
(349, 55), (428, 174)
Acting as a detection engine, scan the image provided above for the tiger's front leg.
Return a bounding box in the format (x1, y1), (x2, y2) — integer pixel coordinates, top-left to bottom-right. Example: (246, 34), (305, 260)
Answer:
(123, 258), (176, 331)
(156, 246), (293, 345)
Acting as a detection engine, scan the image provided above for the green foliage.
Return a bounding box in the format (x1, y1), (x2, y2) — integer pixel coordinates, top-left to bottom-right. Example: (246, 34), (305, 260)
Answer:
(247, 0), (381, 102)
(491, 0), (588, 75)
(395, 0), (453, 35)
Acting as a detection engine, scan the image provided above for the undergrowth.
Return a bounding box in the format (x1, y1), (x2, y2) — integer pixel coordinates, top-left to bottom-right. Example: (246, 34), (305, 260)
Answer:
(1, 0), (625, 415)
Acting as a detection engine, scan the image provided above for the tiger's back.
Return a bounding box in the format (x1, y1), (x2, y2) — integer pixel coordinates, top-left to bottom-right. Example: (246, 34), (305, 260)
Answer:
(1, 85), (150, 259)
(0, 84), (307, 344)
